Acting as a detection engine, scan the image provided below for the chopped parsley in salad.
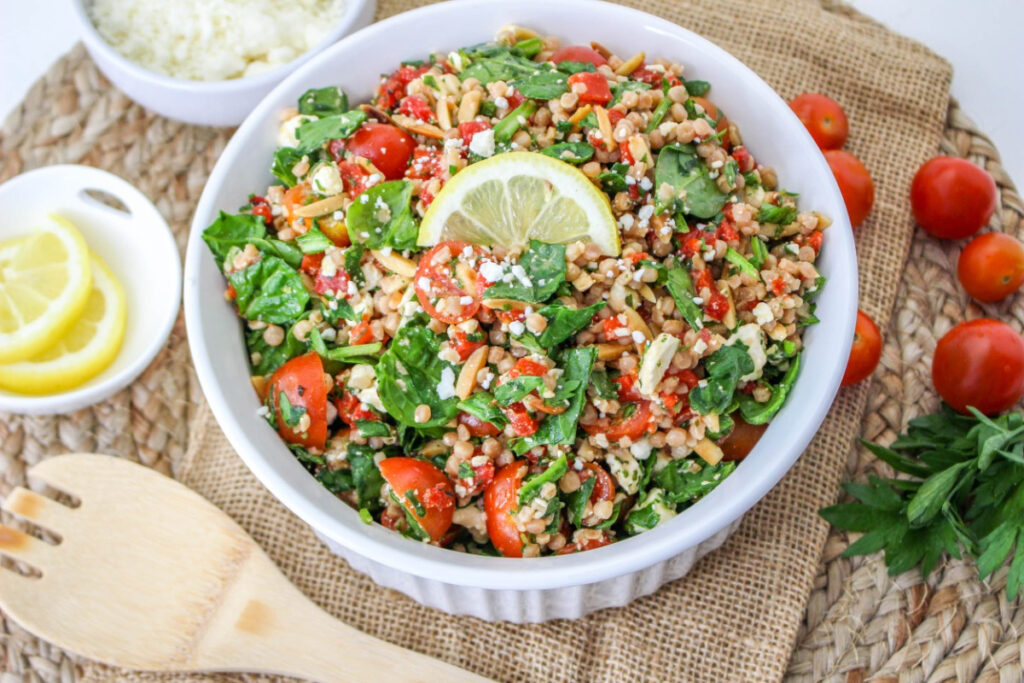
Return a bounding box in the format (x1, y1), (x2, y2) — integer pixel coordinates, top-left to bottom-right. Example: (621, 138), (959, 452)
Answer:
(204, 28), (828, 557)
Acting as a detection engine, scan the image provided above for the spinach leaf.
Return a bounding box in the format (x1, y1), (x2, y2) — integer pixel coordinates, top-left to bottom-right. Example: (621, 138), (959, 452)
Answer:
(598, 165), (630, 194)
(654, 143), (728, 219)
(271, 147), (307, 187)
(513, 346), (597, 453)
(511, 71), (569, 100)
(246, 324), (307, 376)
(345, 444), (386, 511)
(609, 80), (651, 106)
(296, 110), (368, 153)
(688, 342), (754, 415)
(664, 266), (704, 331)
(376, 321), (459, 429)
(457, 391), (508, 430)
(202, 211), (302, 268)
(589, 369), (618, 400)
(355, 420), (391, 438)
(756, 203), (798, 226)
(494, 376), (545, 406)
(460, 50), (543, 84)
(683, 79), (711, 96)
(654, 460), (735, 504)
(518, 454), (568, 505)
(515, 301), (604, 349)
(298, 86), (349, 116)
(344, 243), (366, 286)
(556, 60), (597, 75)
(346, 180), (418, 251)
(539, 142), (595, 165)
(483, 240), (566, 303)
(513, 37), (544, 58)
(566, 475), (597, 527)
(738, 354), (801, 425)
(229, 255), (310, 324)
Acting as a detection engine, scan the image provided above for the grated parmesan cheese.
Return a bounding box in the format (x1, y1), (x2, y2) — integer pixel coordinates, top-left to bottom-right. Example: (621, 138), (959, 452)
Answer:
(88, 0), (345, 81)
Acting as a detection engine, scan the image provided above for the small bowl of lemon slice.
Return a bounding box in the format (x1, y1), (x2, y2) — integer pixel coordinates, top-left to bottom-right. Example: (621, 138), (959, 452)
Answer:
(0, 165), (181, 414)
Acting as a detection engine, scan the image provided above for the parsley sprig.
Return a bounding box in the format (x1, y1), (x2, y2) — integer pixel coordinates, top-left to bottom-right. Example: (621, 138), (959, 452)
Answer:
(820, 405), (1024, 598)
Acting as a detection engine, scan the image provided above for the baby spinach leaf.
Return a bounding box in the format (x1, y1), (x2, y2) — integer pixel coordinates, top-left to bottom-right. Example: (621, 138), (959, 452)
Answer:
(513, 346), (597, 453)
(654, 143), (728, 219)
(609, 79), (651, 106)
(376, 321), (459, 429)
(516, 301), (605, 349)
(484, 240), (566, 303)
(457, 391), (508, 430)
(556, 60), (597, 74)
(246, 324), (307, 376)
(654, 460), (736, 504)
(518, 453), (568, 505)
(346, 180), (418, 251)
(540, 142), (595, 165)
(664, 266), (704, 331)
(298, 86), (349, 116)
(345, 444), (386, 511)
(202, 212), (301, 268)
(683, 79), (711, 96)
(494, 376), (545, 406)
(296, 110), (368, 153)
(229, 255), (310, 324)
(460, 49), (543, 84)
(511, 71), (569, 100)
(589, 369), (619, 400)
(513, 37), (544, 58)
(344, 243), (366, 286)
(688, 342), (754, 415)
(271, 147), (308, 187)
(737, 354), (801, 425)
(566, 475), (598, 527)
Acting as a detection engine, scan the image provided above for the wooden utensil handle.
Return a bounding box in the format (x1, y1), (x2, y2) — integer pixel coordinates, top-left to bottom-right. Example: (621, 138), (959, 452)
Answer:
(194, 549), (490, 683)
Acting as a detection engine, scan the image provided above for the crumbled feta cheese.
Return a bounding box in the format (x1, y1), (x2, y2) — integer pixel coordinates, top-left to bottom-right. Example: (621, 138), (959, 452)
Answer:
(619, 214), (635, 230)
(309, 162), (344, 196)
(277, 114), (314, 148)
(459, 295), (474, 305)
(468, 128), (496, 157)
(437, 366), (457, 400)
(509, 320), (526, 336)
(639, 176), (653, 192)
(631, 330), (647, 344)
(478, 260), (504, 283)
(726, 323), (768, 382)
(752, 302), (774, 326)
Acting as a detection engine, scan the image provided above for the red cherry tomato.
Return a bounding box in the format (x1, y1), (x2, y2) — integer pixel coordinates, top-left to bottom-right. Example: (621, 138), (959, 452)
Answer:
(413, 240), (486, 324)
(343, 123), (415, 181)
(581, 401), (654, 442)
(398, 95), (434, 122)
(932, 319), (1024, 415)
(333, 390), (379, 428)
(567, 72), (612, 106)
(484, 462), (528, 557)
(506, 358), (549, 378)
(911, 156), (998, 240)
(556, 531), (612, 554)
(268, 353), (329, 450)
(842, 310), (882, 386)
(458, 120), (492, 148)
(824, 150), (874, 229)
(957, 233), (1024, 302)
(347, 312), (376, 345)
(503, 402), (539, 437)
(720, 415), (768, 461)
(299, 253), (351, 298)
(378, 457), (455, 542)
(692, 96), (728, 135)
(788, 93), (849, 150)
(549, 45), (607, 68)
(580, 463), (615, 505)
(457, 411), (501, 438)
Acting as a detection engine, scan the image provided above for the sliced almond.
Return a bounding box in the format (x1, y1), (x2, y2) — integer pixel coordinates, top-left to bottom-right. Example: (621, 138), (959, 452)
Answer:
(436, 98), (452, 131)
(589, 41), (613, 59)
(457, 90), (482, 124)
(638, 284), (657, 303)
(567, 104), (593, 131)
(294, 193), (347, 218)
(693, 437), (724, 466)
(594, 105), (615, 152)
(592, 342), (631, 361)
(371, 249), (417, 278)
(456, 345), (489, 400)
(615, 52), (645, 76)
(392, 114), (445, 139)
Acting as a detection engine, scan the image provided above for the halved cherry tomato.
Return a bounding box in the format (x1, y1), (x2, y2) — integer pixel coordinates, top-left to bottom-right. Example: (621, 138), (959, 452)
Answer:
(456, 458), (495, 498)
(398, 95), (434, 122)
(720, 414), (768, 461)
(484, 461), (528, 557)
(333, 390), (379, 427)
(556, 531), (613, 554)
(377, 64), (430, 110)
(580, 462), (615, 503)
(451, 329), (485, 361)
(406, 145), (442, 181)
(568, 72), (612, 106)
(268, 353), (329, 450)
(549, 45), (607, 68)
(613, 373), (643, 402)
(413, 240), (486, 324)
(911, 156), (998, 240)
(788, 93), (849, 150)
(842, 310), (882, 386)
(379, 457), (455, 542)
(503, 402), (539, 437)
(958, 233), (1024, 302)
(343, 123), (416, 181)
(932, 319), (1024, 415)
(348, 312), (375, 345)
(249, 196), (273, 225)
(824, 150), (874, 229)
(300, 253), (351, 298)
(458, 411), (500, 437)
(631, 66), (680, 87)
(507, 358), (549, 379)
(458, 120), (492, 148)
(581, 401), (654, 442)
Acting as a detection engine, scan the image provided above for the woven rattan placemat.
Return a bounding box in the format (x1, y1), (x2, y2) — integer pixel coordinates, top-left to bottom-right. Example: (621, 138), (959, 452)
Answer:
(0, 1), (1020, 680)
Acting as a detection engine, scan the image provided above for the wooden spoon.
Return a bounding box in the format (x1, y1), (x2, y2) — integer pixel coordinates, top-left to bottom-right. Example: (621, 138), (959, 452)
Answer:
(0, 454), (489, 682)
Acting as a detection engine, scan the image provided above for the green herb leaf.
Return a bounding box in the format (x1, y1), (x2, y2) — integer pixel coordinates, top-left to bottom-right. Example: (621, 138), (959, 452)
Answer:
(346, 180), (418, 251)
(756, 203), (798, 226)
(689, 342), (754, 415)
(483, 240), (566, 303)
(494, 376), (545, 406)
(202, 211), (302, 269)
(229, 255), (310, 324)
(518, 454), (568, 505)
(737, 354), (800, 425)
(664, 266), (704, 332)
(296, 110), (368, 153)
(296, 227), (333, 254)
(514, 301), (604, 349)
(654, 143), (728, 219)
(513, 346), (597, 453)
(539, 142), (595, 165)
(271, 147), (308, 187)
(510, 71), (569, 100)
(683, 79), (711, 96)
(654, 459), (736, 505)
(589, 370), (618, 400)
(457, 391), (508, 430)
(376, 321), (459, 429)
(298, 86), (349, 116)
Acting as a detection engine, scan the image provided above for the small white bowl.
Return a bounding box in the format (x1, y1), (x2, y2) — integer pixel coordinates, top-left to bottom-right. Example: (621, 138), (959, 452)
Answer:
(69, 0), (377, 126)
(0, 165), (181, 415)
(186, 0), (859, 622)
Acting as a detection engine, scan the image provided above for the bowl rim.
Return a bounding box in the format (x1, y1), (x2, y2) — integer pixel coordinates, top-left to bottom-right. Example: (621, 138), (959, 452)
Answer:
(69, 0), (373, 91)
(185, 0), (859, 591)
(0, 165), (182, 415)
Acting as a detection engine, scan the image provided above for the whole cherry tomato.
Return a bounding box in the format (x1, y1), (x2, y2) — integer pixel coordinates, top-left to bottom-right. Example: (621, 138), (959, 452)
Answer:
(378, 457), (455, 542)
(343, 123), (415, 181)
(720, 414), (768, 461)
(268, 353), (329, 450)
(911, 156), (997, 240)
(932, 319), (1024, 415)
(549, 45), (608, 68)
(788, 93), (849, 150)
(824, 150), (874, 229)
(484, 461), (528, 557)
(842, 310), (882, 386)
(957, 233), (1024, 302)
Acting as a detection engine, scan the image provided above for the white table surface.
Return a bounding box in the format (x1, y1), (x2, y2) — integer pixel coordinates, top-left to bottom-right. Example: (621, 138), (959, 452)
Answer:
(1, 0), (1021, 190)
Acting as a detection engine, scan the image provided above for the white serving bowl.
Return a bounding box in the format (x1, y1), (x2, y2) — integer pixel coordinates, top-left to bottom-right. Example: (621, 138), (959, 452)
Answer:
(0, 165), (181, 415)
(69, 0), (377, 126)
(185, 0), (858, 622)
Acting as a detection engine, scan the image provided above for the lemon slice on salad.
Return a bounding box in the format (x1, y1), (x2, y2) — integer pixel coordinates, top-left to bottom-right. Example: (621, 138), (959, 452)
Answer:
(0, 254), (125, 395)
(418, 151), (621, 256)
(0, 214), (92, 363)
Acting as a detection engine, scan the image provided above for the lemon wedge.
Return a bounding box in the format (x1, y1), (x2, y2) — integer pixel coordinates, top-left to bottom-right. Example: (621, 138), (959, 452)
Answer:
(418, 151), (621, 256)
(0, 254), (125, 395)
(0, 214), (92, 363)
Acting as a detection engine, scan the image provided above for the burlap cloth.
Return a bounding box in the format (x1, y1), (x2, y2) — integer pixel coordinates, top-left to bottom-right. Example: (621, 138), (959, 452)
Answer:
(6, 0), (1022, 680)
